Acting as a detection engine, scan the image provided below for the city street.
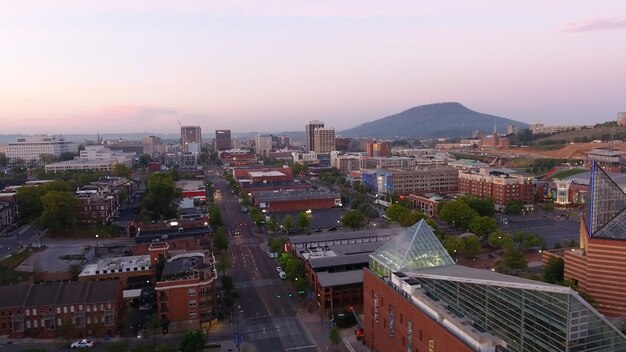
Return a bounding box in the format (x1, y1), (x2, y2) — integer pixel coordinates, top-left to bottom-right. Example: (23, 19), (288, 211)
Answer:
(210, 170), (318, 352)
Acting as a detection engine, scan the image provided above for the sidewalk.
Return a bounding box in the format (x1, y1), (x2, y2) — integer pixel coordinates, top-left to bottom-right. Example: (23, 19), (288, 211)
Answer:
(295, 302), (371, 352)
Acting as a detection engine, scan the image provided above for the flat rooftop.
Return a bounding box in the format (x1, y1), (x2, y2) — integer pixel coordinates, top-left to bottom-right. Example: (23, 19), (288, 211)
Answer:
(248, 171), (286, 177)
(79, 255), (151, 276)
(176, 180), (205, 191)
(254, 189), (339, 202)
(161, 253), (207, 279)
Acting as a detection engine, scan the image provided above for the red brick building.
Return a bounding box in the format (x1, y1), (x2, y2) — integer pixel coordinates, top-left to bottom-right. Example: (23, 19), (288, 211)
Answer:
(0, 281), (122, 339)
(363, 269), (474, 352)
(366, 141), (390, 157)
(156, 252), (218, 333)
(458, 168), (534, 211)
(220, 152), (259, 167)
(252, 189), (341, 213)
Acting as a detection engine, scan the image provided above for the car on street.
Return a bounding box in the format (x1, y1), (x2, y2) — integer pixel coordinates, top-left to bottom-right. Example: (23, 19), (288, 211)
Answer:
(71, 339), (94, 348)
(279, 271), (287, 280)
(276, 266), (283, 272)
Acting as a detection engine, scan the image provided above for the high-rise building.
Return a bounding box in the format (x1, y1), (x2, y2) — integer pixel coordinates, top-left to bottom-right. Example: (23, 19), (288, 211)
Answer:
(366, 141), (390, 157)
(6, 135), (78, 163)
(181, 126), (202, 153)
(255, 134), (273, 157)
(142, 136), (162, 158)
(313, 127), (335, 153)
(305, 120), (324, 152)
(214, 130), (232, 151)
(618, 112), (626, 126)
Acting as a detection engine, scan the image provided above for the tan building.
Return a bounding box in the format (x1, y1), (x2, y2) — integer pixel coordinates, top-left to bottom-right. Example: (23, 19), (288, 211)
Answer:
(377, 167), (458, 195)
(313, 127), (335, 153)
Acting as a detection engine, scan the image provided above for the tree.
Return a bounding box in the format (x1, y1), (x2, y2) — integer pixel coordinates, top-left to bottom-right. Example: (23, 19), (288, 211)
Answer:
(112, 163), (132, 177)
(542, 202), (555, 215)
(209, 206), (222, 227)
(385, 204), (409, 223)
(16, 185), (45, 217)
(215, 253), (232, 276)
(40, 191), (77, 231)
(438, 201), (479, 230)
(268, 237), (287, 253)
(141, 173), (182, 221)
(329, 326), (341, 346)
(341, 210), (366, 230)
(510, 231), (544, 252)
(460, 196), (495, 217)
(468, 216), (498, 239)
(462, 236), (482, 258)
(500, 248), (528, 273)
(282, 215), (293, 233)
(138, 154), (152, 167)
(267, 216), (278, 233)
(442, 236), (464, 255)
(399, 211), (425, 227)
(296, 212), (311, 233)
(180, 330), (206, 352)
(543, 256), (565, 284)
(504, 200), (524, 216)
(212, 227), (228, 253)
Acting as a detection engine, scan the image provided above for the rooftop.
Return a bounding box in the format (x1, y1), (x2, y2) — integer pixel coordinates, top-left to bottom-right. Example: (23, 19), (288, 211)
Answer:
(248, 171), (286, 177)
(79, 255), (151, 277)
(161, 253), (213, 280)
(317, 270), (364, 287)
(253, 189), (340, 202)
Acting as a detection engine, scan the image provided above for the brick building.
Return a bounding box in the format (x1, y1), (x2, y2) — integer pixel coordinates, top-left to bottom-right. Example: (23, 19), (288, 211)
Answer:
(0, 195), (18, 231)
(78, 255), (153, 289)
(0, 281), (122, 339)
(458, 168), (534, 211)
(156, 252), (218, 333)
(364, 220), (626, 352)
(219, 152), (259, 167)
(366, 141), (390, 157)
(252, 189), (341, 213)
(370, 167), (458, 195)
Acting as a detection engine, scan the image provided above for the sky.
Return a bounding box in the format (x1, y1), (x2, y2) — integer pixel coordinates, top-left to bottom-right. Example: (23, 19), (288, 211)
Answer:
(1, 1), (626, 135)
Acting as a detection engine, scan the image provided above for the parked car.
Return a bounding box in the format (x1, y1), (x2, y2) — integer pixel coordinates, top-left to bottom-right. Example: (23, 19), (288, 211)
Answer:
(71, 340), (94, 348)
(276, 266), (283, 272)
(279, 271), (287, 280)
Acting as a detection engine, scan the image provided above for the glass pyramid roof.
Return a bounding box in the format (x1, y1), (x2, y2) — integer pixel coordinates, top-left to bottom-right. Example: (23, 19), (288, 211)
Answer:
(587, 162), (626, 239)
(370, 219), (454, 272)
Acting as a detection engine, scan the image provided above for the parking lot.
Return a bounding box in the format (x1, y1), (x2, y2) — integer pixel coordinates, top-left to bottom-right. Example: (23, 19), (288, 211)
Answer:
(499, 211), (581, 248)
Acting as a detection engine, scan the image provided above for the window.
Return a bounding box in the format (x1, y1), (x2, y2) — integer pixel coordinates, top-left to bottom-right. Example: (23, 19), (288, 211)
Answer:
(25, 309), (30, 316)
(31, 309), (35, 315)
(189, 311), (197, 319)
(188, 300), (197, 307)
(56, 307), (61, 314)
(188, 288), (196, 296)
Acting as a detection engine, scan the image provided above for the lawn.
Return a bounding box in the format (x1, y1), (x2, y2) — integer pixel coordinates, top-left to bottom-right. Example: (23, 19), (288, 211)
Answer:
(551, 168), (587, 180)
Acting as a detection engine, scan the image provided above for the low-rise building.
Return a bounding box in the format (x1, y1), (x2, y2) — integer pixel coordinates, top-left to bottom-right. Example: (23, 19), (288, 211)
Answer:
(252, 189), (341, 213)
(0, 281), (122, 339)
(78, 255), (153, 289)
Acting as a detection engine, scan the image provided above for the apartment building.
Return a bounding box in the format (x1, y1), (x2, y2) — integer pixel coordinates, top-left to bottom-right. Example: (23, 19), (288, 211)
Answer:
(181, 126), (202, 154)
(0, 281), (122, 339)
(305, 120), (325, 152)
(458, 168), (534, 210)
(369, 167), (458, 195)
(214, 130), (232, 151)
(156, 251), (218, 333)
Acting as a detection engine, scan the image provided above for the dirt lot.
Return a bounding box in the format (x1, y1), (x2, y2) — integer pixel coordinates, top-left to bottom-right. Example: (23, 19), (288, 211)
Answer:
(506, 142), (626, 159)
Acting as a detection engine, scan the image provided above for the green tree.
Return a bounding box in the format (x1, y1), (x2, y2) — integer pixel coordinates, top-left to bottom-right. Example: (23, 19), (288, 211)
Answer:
(138, 154), (153, 167)
(463, 236), (482, 258)
(16, 185), (46, 217)
(40, 191), (77, 230)
(329, 326), (341, 346)
(487, 231), (514, 249)
(112, 163), (132, 177)
(442, 236), (464, 255)
(543, 256), (565, 284)
(510, 232), (544, 251)
(141, 173), (182, 221)
(399, 211), (425, 227)
(468, 216), (498, 239)
(460, 196), (495, 217)
(282, 215), (293, 233)
(209, 206), (222, 227)
(212, 227), (228, 253)
(215, 253), (232, 276)
(542, 202), (555, 215)
(180, 330), (206, 352)
(438, 201), (479, 230)
(341, 210), (366, 230)
(296, 212), (311, 233)
(267, 215), (278, 233)
(500, 248), (528, 273)
(504, 200), (524, 216)
(268, 237), (288, 253)
(385, 204), (409, 223)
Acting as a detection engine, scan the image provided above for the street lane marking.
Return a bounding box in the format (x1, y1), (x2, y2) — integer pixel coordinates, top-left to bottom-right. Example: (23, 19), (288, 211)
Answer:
(285, 346), (316, 351)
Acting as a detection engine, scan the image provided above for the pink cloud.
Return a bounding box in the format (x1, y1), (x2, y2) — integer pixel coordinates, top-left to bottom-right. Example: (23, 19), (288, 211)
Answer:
(559, 14), (626, 33)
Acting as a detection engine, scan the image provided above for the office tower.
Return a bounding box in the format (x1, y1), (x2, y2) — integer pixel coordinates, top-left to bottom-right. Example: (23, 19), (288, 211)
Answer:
(313, 127), (336, 153)
(215, 130), (232, 151)
(142, 136), (162, 158)
(366, 141), (390, 157)
(305, 120), (324, 152)
(181, 126), (202, 153)
(255, 134), (273, 157)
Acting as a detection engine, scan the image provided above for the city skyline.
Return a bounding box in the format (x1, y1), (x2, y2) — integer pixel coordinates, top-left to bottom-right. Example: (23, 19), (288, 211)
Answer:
(2, 1), (626, 134)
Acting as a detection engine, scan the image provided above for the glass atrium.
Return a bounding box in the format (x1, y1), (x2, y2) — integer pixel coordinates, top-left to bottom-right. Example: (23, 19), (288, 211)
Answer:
(370, 219), (626, 352)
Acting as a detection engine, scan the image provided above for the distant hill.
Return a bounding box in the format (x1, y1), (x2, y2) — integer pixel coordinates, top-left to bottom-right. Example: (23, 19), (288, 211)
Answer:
(340, 102), (528, 139)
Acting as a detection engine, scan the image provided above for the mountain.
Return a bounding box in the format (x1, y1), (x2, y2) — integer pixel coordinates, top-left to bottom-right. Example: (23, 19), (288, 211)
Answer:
(340, 102), (528, 139)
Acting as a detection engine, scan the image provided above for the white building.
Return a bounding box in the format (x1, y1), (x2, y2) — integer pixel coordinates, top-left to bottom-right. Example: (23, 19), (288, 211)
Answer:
(255, 134), (273, 157)
(80, 145), (135, 164)
(6, 135), (77, 163)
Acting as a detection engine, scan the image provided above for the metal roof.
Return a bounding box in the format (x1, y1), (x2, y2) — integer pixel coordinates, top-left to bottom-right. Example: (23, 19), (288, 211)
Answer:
(309, 253), (371, 269)
(316, 270), (364, 287)
(289, 227), (398, 245)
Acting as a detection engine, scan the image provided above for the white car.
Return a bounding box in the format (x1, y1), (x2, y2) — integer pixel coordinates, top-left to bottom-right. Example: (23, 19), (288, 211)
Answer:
(71, 340), (94, 348)
(276, 266), (283, 272)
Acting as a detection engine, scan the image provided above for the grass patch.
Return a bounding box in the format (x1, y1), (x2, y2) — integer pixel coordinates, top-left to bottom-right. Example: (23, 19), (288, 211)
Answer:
(1, 248), (32, 269)
(551, 168), (587, 180)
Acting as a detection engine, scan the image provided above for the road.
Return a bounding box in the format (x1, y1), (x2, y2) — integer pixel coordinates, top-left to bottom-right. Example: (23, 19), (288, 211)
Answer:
(0, 224), (41, 260)
(210, 169), (317, 352)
